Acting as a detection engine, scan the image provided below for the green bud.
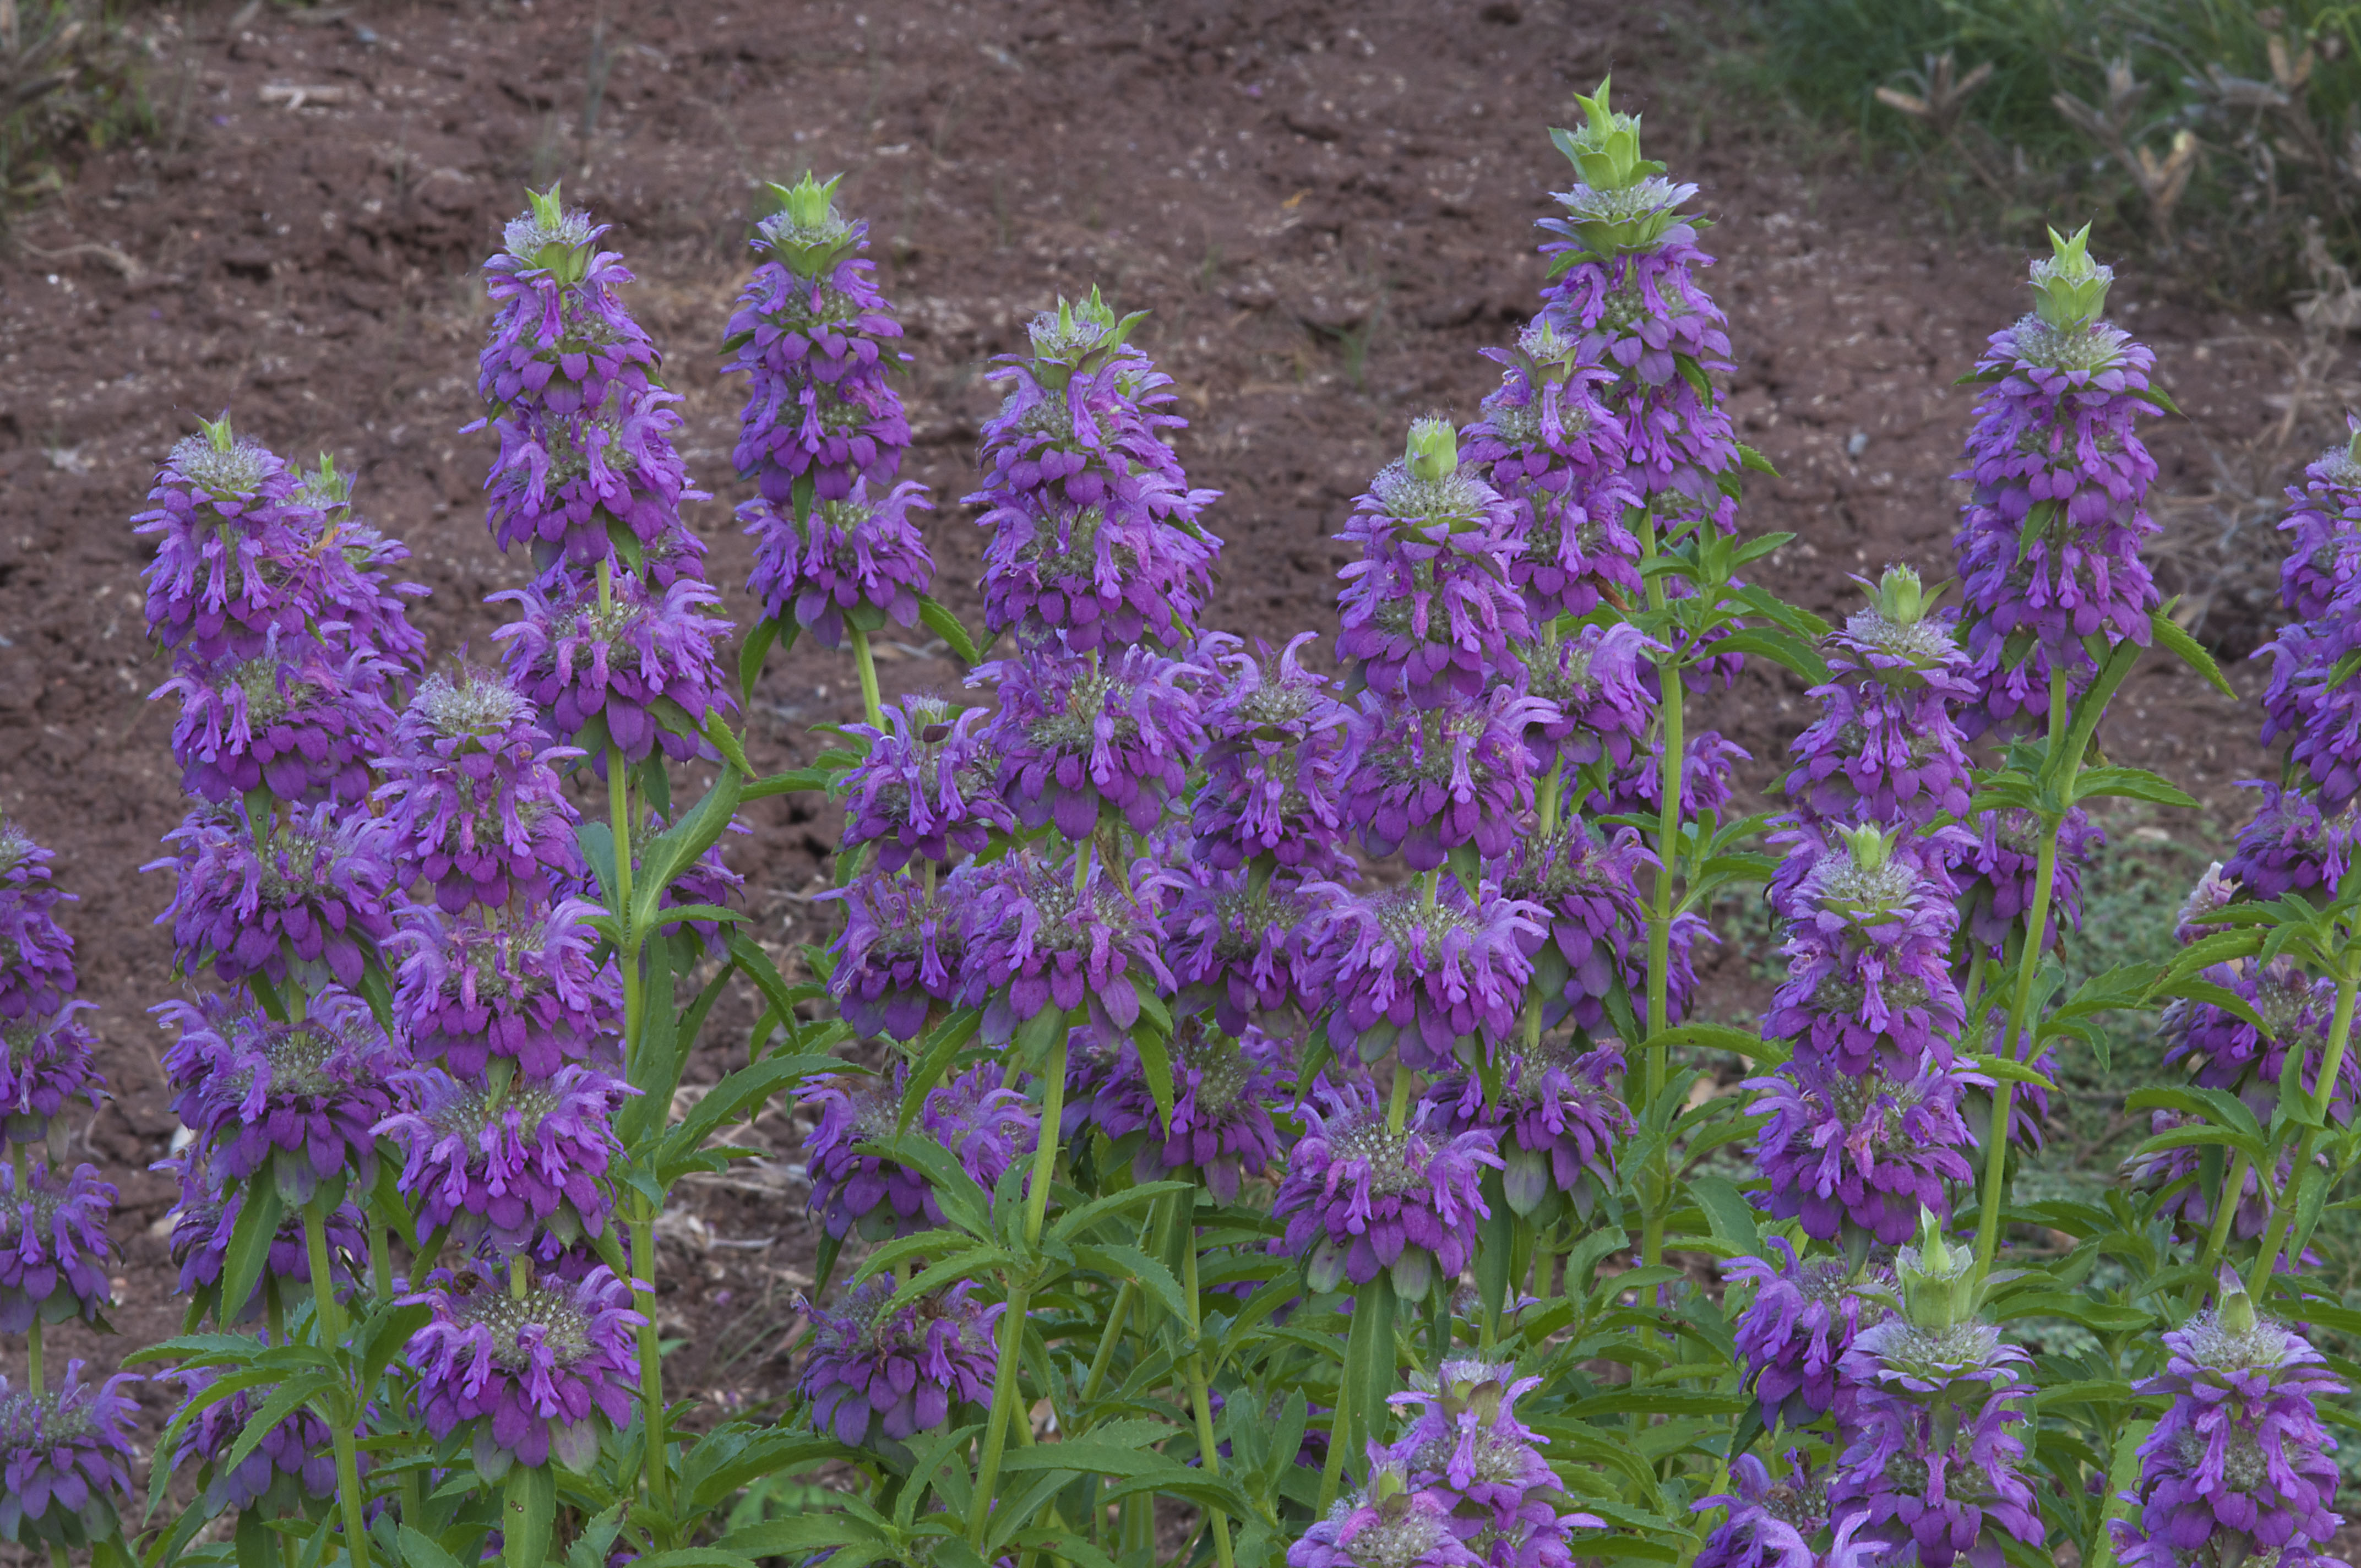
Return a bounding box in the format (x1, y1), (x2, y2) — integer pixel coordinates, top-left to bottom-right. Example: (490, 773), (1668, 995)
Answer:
(755, 172), (861, 280)
(1405, 417), (1460, 483)
(195, 411), (238, 454)
(1548, 77), (1664, 192)
(1025, 285), (1149, 388)
(1896, 1206), (1978, 1331)
(300, 452), (352, 510)
(1835, 821), (1895, 876)
(2216, 1266), (2258, 1336)
(504, 183), (594, 286)
(1869, 565), (1926, 628)
(2028, 224), (2114, 332)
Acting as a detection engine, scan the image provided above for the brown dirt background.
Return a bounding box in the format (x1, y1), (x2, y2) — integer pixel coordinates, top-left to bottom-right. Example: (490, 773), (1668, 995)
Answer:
(0, 0), (2335, 1510)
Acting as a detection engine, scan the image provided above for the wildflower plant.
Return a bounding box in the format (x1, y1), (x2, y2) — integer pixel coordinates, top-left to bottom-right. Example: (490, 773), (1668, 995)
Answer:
(62, 85), (2346, 1568)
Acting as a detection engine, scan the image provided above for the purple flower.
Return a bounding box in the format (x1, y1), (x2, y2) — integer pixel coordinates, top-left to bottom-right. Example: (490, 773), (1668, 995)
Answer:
(1271, 1079), (1502, 1300)
(821, 869), (966, 1042)
(0, 1161), (112, 1333)
(1342, 685), (1558, 872)
(1764, 826), (1966, 1078)
(2276, 422), (2361, 621)
(1951, 805), (2102, 954)
(280, 460), (431, 668)
(1337, 421), (1531, 707)
(1749, 1051), (1981, 1246)
(133, 417), (317, 663)
(405, 1264), (645, 1474)
(478, 193), (657, 414)
(173, 1349), (347, 1515)
(975, 639), (1203, 839)
(1426, 1038), (1631, 1222)
(723, 175), (912, 505)
(962, 850), (1178, 1043)
(156, 987), (398, 1202)
(2127, 1119), (2310, 1248)
(150, 800), (396, 990)
(1191, 632), (1355, 872)
(2175, 861), (2239, 945)
(1726, 1239), (1891, 1430)
(2226, 780), (2357, 901)
(159, 630), (395, 808)
(2112, 1283), (2346, 1567)
(1464, 318), (1644, 623)
(379, 1064), (632, 1252)
(378, 667), (586, 916)
(0, 818), (76, 1025)
(1511, 622), (1657, 777)
(159, 1145), (361, 1323)
(2159, 957), (2346, 1099)
(0, 1362), (139, 1545)
(1598, 730), (1749, 823)
(493, 568), (735, 765)
(839, 695), (1014, 870)
(798, 1063), (1037, 1240)
(641, 804), (747, 959)
(1287, 1461), (1486, 1568)
(1491, 823), (1648, 1033)
(800, 1277), (1002, 1452)
(1065, 1020), (1286, 1202)
(0, 1003), (102, 1144)
(1832, 1319), (2044, 1567)
(390, 899), (621, 1079)
(1319, 880), (1543, 1072)
(1785, 585), (1976, 831)
(1167, 866), (1330, 1035)
(746, 477), (934, 649)
(1695, 1455), (1874, 1568)
(1950, 229), (2161, 734)
(1384, 1360), (1598, 1568)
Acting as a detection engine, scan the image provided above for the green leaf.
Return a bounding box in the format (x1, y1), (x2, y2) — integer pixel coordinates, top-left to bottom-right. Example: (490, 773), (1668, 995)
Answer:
(999, 1443), (1177, 1478)
(1736, 443), (1781, 477)
(737, 617), (784, 706)
(1687, 1174), (1761, 1259)
(1971, 1054), (2060, 1092)
(1072, 1243), (1191, 1324)
(398, 1529), (467, 1568)
(918, 596), (982, 664)
(632, 767), (747, 932)
(219, 1177), (286, 1332)
(1641, 1021), (1776, 1063)
(2149, 605), (2233, 698)
(1133, 1015), (1176, 1134)
(1991, 1292), (2155, 1334)
(2073, 764), (2199, 810)
(898, 1008), (984, 1132)
(861, 1133), (994, 1240)
(1565, 1385), (1749, 1417)
(1701, 629), (1830, 686)
(1672, 352), (1714, 402)
(662, 1055), (835, 1182)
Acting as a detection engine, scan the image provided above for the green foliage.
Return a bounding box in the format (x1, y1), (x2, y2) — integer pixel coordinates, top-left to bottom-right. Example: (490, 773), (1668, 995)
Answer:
(1, 1), (156, 219)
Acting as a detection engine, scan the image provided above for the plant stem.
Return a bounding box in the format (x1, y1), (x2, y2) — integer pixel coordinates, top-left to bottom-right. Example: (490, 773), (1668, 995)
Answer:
(2247, 960), (2360, 1296)
(25, 1318), (40, 1392)
(969, 1030), (1068, 1548)
(369, 1222), (393, 1303)
(2195, 1150), (2253, 1286)
(1075, 1280), (1136, 1419)
(848, 625), (884, 731)
(632, 1202), (674, 1531)
(1386, 1060), (1415, 1133)
(303, 1198), (372, 1567)
(1179, 1215), (1237, 1568)
(608, 745), (639, 1048)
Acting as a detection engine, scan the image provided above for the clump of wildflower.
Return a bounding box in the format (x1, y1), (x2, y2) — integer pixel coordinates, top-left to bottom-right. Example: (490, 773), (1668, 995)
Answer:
(2276, 418), (2361, 622)
(403, 1264), (645, 1476)
(798, 1063), (1038, 1240)
(159, 1146), (360, 1321)
(0, 1362), (139, 1548)
(1166, 867), (1329, 1035)
(281, 458), (431, 667)
(133, 415), (317, 662)
(1426, 1037), (1630, 1223)
(1693, 1456), (1868, 1568)
(840, 695), (1013, 870)
(2175, 861), (2239, 944)
(1785, 569), (1977, 830)
(1320, 880), (1543, 1072)
(976, 640), (1204, 839)
(747, 476), (934, 649)
(390, 899), (621, 1078)
(1598, 730), (1749, 824)
(1342, 685), (1558, 872)
(379, 1064), (632, 1252)
(1192, 632), (1355, 872)
(378, 667), (585, 915)
(1272, 1079), (1502, 1300)
(1726, 1239), (1891, 1430)
(0, 1160), (113, 1333)
(2226, 780), (2358, 901)
(151, 801), (396, 990)
(1068, 1019), (1286, 1202)
(820, 869), (965, 1042)
(172, 1350), (348, 1516)
(1950, 226), (2162, 734)
(1492, 823), (1648, 1032)
(801, 1277), (1003, 1453)
(160, 632), (395, 808)
(494, 568), (733, 765)
(1511, 622), (1657, 777)
(1287, 1460), (1485, 1568)
(1749, 1052), (1981, 1246)
(1765, 825), (1965, 1078)
(1384, 1360), (1598, 1568)
(0, 1004), (101, 1145)
(962, 851), (1178, 1044)
(0, 818), (77, 1027)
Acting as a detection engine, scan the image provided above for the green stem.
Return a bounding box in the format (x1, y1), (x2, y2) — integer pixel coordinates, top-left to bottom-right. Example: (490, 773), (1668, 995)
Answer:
(969, 1031), (1068, 1548)
(1179, 1219), (1237, 1568)
(632, 1204), (674, 1531)
(369, 1223), (393, 1303)
(608, 746), (640, 1049)
(303, 1199), (371, 1567)
(2195, 1149), (2253, 1286)
(1316, 1308), (1362, 1516)
(1386, 1061), (1415, 1134)
(848, 625), (885, 731)
(2248, 961), (2360, 1296)
(1076, 1280), (1136, 1420)
(25, 1318), (40, 1393)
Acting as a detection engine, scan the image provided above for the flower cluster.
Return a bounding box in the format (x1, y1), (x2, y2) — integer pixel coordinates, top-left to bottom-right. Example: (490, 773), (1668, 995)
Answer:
(0, 1363), (139, 1548)
(1424, 1037), (1631, 1224)
(1383, 1361), (1600, 1568)
(799, 1277), (1002, 1453)
(1749, 1050), (1981, 1246)
(494, 568), (733, 766)
(1065, 1019), (1287, 1202)
(1191, 633), (1355, 872)
(1272, 1080), (1503, 1300)
(404, 1264), (645, 1474)
(378, 1063), (633, 1252)
(798, 1063), (1037, 1240)
(1321, 881), (1543, 1073)
(975, 640), (1204, 838)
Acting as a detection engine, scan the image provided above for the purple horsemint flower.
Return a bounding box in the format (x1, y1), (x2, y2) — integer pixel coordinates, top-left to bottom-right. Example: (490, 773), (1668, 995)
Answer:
(1464, 317), (1644, 623)
(0, 1362), (139, 1547)
(133, 415), (318, 663)
(159, 631), (395, 808)
(0, 1161), (113, 1333)
(2159, 956), (2342, 1097)
(639, 806), (748, 960)
(0, 818), (76, 1026)
(1065, 1019), (1286, 1202)
(1598, 730), (1749, 824)
(494, 567), (734, 765)
(1749, 1050), (1981, 1246)
(962, 850), (1179, 1044)
(478, 189), (657, 417)
(839, 695), (1014, 872)
(1341, 685), (1558, 872)
(151, 800), (396, 990)
(2112, 1277), (2346, 1568)
(2226, 779), (2358, 901)
(1950, 227), (2162, 735)
(974, 639), (1204, 839)
(1427, 1037), (1631, 1223)
(976, 489), (1222, 655)
(1337, 420), (1531, 708)
(281, 456), (431, 668)
(1192, 632), (1355, 873)
(1785, 571), (1977, 831)
(800, 1276), (1002, 1452)
(2175, 860), (2239, 944)
(1536, 83), (1740, 537)
(1287, 1460), (1487, 1568)
(1271, 1079), (1503, 1300)
(403, 1263), (645, 1476)
(1490, 824), (1649, 1033)
(156, 987), (398, 1202)
(1764, 825), (1966, 1078)
(1510, 622), (1657, 778)
(1694, 1455), (1875, 1568)
(1320, 880), (1544, 1073)
(1384, 1360), (1598, 1568)
(798, 1063), (1037, 1241)
(481, 379), (703, 577)
(1167, 866), (1329, 1035)
(724, 174), (911, 508)
(2127, 1123), (2324, 1251)
(172, 1349), (347, 1515)
(378, 1064), (631, 1253)
(1726, 1239), (1892, 1430)
(159, 1146), (361, 1322)
(746, 476), (934, 649)
(0, 1003), (101, 1146)
(2277, 419), (2361, 622)
(390, 899), (621, 1079)
(1951, 804), (2103, 954)
(378, 667), (586, 916)
(820, 868), (965, 1043)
